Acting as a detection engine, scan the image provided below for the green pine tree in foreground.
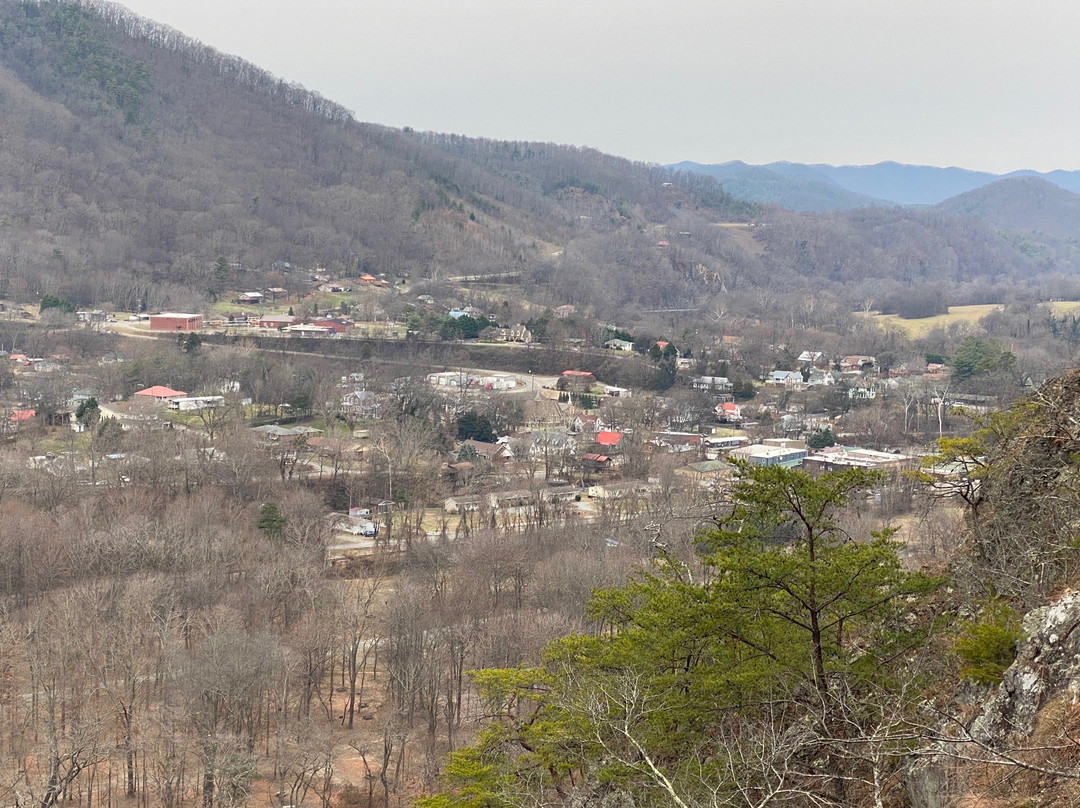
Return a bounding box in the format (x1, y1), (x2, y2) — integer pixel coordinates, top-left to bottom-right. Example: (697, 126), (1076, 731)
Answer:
(420, 464), (936, 808)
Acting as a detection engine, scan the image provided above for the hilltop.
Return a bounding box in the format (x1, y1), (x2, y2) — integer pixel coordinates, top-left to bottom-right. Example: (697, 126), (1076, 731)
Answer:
(934, 175), (1080, 241)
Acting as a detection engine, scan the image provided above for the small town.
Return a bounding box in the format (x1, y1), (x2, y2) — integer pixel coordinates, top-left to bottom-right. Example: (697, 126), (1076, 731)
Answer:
(2, 2), (1078, 807)
(2, 277), (989, 570)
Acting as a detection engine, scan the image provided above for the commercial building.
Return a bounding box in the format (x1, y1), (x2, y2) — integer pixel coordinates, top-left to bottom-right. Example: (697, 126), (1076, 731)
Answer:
(149, 313), (203, 332)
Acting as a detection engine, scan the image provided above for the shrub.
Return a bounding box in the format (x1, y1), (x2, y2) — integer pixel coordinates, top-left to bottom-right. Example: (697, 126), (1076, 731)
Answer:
(954, 601), (1022, 685)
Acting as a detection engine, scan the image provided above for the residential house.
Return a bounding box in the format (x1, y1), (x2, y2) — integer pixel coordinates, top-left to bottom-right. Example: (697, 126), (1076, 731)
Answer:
(235, 292), (264, 305)
(307, 437), (367, 461)
(443, 494), (485, 514)
(458, 439), (514, 464)
(848, 382), (878, 401)
(487, 489), (532, 510)
(528, 430), (578, 459)
(134, 385), (187, 403)
(342, 390), (382, 418)
(582, 452), (613, 470)
(768, 370), (804, 389)
(715, 401), (743, 422)
(587, 480), (657, 500)
(604, 338), (634, 352)
(805, 367), (839, 387)
(797, 350), (825, 365)
(553, 305), (576, 319)
(9, 409), (36, 429)
(571, 413), (600, 434)
(595, 431), (625, 452)
(841, 355), (876, 372)
(479, 324), (533, 344)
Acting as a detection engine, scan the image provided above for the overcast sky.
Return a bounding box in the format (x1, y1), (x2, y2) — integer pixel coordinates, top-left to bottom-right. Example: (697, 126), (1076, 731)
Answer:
(116, 0), (1079, 173)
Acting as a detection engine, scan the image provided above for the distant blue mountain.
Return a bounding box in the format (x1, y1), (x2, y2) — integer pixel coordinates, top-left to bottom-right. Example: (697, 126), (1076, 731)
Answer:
(669, 161), (889, 212)
(670, 160), (1080, 210)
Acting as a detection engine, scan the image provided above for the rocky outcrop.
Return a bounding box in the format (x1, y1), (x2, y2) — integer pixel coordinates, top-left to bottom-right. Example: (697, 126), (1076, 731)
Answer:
(970, 590), (1080, 744)
(906, 590), (1080, 808)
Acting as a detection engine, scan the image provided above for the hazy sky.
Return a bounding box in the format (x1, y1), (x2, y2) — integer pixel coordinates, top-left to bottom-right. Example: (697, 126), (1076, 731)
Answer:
(116, 0), (1079, 173)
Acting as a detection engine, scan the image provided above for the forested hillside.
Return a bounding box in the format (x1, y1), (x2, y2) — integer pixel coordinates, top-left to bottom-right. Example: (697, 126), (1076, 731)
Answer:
(0, 0), (1076, 327)
(0, 0), (759, 318)
(934, 176), (1080, 241)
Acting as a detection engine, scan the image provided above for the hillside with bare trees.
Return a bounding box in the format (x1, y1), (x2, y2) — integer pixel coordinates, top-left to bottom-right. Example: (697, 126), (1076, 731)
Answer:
(0, 0), (1075, 329)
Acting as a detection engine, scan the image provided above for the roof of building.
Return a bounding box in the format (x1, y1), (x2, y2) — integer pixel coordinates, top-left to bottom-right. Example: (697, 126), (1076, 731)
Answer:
(134, 385), (186, 398)
(678, 460), (730, 474)
(595, 430), (624, 447)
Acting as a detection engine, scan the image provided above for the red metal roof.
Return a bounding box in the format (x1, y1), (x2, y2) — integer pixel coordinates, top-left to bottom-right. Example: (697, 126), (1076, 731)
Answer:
(134, 385), (186, 398)
(596, 431), (623, 447)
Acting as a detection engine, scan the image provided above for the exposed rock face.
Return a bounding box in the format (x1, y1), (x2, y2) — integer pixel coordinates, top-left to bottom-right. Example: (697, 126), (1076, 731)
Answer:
(906, 591), (1080, 808)
(970, 590), (1080, 744)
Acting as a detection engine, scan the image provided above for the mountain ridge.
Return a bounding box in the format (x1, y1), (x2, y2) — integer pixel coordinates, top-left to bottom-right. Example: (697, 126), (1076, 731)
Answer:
(672, 159), (1080, 210)
(0, 0), (1074, 322)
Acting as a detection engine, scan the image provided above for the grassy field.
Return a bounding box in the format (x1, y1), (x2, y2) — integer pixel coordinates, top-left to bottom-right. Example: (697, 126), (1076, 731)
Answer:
(860, 304), (1004, 338)
(1047, 301), (1080, 316)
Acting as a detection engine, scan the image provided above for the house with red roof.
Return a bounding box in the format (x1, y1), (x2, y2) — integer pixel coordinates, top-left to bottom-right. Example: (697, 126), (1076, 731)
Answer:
(134, 385), (187, 403)
(717, 402), (743, 423)
(595, 431), (625, 450)
(558, 370), (596, 391)
(582, 452), (612, 470)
